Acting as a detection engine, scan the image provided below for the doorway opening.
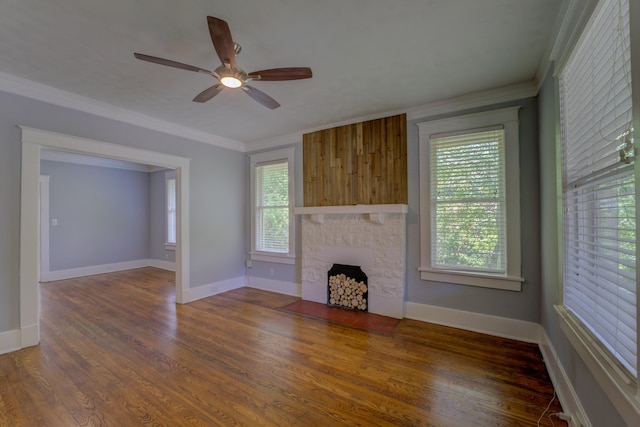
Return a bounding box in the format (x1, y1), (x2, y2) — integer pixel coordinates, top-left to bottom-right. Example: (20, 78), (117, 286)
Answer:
(20, 126), (191, 348)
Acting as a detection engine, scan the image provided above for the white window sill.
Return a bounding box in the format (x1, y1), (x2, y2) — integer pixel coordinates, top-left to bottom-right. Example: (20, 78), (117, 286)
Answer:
(418, 267), (523, 291)
(555, 305), (639, 425)
(164, 243), (176, 251)
(250, 252), (296, 265)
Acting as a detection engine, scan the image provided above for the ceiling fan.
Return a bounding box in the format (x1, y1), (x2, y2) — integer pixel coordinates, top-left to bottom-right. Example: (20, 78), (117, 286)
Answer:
(134, 16), (312, 109)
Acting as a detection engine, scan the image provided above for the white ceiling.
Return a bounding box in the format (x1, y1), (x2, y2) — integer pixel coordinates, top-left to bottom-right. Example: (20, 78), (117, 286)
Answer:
(0, 0), (562, 148)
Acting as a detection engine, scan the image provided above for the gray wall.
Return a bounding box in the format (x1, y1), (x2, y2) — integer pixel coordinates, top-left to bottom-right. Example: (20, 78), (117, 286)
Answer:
(0, 89), (246, 333)
(41, 160), (151, 271)
(247, 97), (541, 323)
(538, 66), (625, 427)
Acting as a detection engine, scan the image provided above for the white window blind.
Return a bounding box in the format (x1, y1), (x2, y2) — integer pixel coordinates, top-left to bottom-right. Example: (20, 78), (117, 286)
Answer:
(430, 128), (507, 274)
(166, 175), (176, 245)
(560, 0), (636, 376)
(255, 160), (289, 253)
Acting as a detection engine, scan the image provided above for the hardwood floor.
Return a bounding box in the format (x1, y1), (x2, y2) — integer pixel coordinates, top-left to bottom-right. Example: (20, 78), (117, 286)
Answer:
(0, 268), (566, 426)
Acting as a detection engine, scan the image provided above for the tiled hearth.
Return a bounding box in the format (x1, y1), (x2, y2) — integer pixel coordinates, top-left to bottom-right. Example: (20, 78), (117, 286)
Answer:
(282, 300), (400, 334)
(294, 204), (408, 318)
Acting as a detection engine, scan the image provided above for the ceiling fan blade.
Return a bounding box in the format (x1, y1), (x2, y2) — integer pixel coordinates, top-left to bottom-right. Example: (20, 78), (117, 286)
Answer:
(243, 85), (280, 109)
(248, 67), (313, 81)
(193, 84), (224, 103)
(134, 53), (212, 74)
(207, 16), (236, 68)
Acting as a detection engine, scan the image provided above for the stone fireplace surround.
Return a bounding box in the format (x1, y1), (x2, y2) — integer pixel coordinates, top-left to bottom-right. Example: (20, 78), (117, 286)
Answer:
(294, 204), (408, 318)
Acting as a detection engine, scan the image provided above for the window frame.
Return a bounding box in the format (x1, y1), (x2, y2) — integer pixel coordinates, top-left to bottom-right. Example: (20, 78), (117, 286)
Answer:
(165, 170), (176, 250)
(417, 107), (523, 290)
(554, 0), (639, 420)
(249, 147), (296, 264)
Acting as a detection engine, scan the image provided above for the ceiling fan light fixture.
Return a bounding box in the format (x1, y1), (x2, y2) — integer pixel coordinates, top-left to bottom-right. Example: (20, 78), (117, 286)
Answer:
(135, 16), (312, 108)
(220, 75), (242, 88)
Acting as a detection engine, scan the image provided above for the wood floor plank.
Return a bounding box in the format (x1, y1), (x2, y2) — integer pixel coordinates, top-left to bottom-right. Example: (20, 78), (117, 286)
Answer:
(0, 268), (567, 426)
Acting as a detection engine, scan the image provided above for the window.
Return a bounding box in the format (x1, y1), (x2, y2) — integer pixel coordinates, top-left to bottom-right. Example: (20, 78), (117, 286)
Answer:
(418, 107), (522, 290)
(255, 161), (289, 252)
(249, 148), (295, 264)
(430, 128), (506, 273)
(166, 170), (176, 247)
(558, 0), (637, 399)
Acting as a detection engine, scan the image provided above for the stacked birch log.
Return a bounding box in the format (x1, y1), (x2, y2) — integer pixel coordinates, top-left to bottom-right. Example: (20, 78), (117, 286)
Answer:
(328, 273), (367, 310)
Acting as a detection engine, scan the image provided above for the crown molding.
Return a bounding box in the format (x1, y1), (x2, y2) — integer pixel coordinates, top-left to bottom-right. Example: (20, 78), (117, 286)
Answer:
(0, 70), (539, 155)
(245, 81), (538, 152)
(403, 81), (537, 121)
(537, 0), (599, 84)
(535, 0), (572, 87)
(0, 72), (245, 152)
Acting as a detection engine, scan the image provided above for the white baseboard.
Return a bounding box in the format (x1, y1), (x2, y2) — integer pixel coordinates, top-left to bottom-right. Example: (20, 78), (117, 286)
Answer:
(405, 302), (541, 343)
(539, 329), (591, 427)
(44, 259), (176, 281)
(45, 259), (149, 281)
(247, 277), (301, 297)
(182, 276), (245, 303)
(146, 259), (176, 271)
(0, 329), (21, 355)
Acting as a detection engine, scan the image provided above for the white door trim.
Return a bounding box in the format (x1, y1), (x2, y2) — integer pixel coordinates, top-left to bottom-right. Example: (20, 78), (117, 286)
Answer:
(20, 126), (191, 348)
(39, 176), (50, 282)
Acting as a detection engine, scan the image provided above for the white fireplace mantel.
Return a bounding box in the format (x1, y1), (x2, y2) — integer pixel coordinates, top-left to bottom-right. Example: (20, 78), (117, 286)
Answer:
(294, 204), (408, 215)
(294, 204), (407, 224)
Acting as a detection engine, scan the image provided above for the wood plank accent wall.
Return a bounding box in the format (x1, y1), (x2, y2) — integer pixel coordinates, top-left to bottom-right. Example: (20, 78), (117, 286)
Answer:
(303, 114), (407, 206)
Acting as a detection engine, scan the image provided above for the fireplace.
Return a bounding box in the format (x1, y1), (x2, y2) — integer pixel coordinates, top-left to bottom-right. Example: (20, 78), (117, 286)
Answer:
(294, 204), (408, 318)
(328, 264), (368, 311)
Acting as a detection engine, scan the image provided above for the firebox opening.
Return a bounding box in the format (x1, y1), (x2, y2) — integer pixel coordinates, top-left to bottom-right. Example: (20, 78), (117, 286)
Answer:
(327, 264), (368, 312)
